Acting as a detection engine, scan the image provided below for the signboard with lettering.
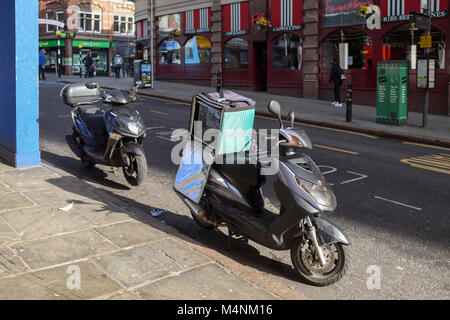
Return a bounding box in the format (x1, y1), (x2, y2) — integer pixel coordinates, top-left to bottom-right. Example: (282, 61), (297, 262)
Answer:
(323, 0), (372, 27)
(380, 0), (448, 23)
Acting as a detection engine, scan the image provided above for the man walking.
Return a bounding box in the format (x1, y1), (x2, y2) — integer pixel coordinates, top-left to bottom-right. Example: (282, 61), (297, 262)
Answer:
(114, 54), (123, 79)
(83, 52), (93, 78)
(329, 58), (344, 108)
(39, 49), (46, 80)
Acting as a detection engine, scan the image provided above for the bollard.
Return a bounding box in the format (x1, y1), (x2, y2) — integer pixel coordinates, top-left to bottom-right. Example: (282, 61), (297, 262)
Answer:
(346, 80), (352, 122)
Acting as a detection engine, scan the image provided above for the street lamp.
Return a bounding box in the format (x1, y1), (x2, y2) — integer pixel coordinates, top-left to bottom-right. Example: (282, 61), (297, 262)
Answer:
(55, 30), (75, 78)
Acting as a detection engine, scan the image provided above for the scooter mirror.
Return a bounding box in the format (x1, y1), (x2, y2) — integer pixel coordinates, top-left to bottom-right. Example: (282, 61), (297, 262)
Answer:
(268, 100), (283, 128)
(288, 111), (295, 128)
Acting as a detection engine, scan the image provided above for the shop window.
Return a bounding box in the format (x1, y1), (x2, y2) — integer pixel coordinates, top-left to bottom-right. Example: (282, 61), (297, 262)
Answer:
(185, 36), (211, 64)
(322, 29), (373, 70)
(158, 39), (181, 64)
(224, 38), (248, 70)
(273, 33), (302, 70)
(383, 25), (446, 70)
(158, 14), (181, 37)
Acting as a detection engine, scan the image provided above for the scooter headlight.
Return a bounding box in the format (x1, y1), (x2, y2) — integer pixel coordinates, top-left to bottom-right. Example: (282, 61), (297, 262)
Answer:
(296, 176), (336, 209)
(287, 134), (305, 148)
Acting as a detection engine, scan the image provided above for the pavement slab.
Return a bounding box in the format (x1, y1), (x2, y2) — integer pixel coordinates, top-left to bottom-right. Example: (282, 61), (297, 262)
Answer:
(72, 201), (134, 226)
(22, 186), (91, 206)
(10, 230), (118, 270)
(0, 218), (20, 245)
(1, 205), (92, 241)
(0, 261), (122, 300)
(94, 244), (183, 288)
(94, 221), (168, 248)
(0, 192), (35, 212)
(150, 238), (211, 270)
(138, 263), (280, 300)
(0, 247), (27, 278)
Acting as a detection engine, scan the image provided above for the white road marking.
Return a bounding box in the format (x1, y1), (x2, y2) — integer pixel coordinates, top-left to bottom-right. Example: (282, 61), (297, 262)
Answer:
(146, 126), (165, 131)
(340, 171), (368, 185)
(374, 196), (422, 211)
(318, 165), (337, 175)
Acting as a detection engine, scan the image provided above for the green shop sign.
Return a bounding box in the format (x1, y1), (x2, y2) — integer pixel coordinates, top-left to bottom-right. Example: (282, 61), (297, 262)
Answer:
(39, 40), (66, 48)
(73, 40), (111, 49)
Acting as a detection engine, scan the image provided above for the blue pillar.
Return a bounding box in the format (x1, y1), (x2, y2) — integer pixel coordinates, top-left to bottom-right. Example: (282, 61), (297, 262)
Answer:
(0, 0), (40, 167)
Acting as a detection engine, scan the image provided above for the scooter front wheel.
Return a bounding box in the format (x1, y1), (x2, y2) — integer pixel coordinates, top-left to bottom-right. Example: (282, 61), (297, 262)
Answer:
(290, 236), (350, 286)
(122, 154), (147, 186)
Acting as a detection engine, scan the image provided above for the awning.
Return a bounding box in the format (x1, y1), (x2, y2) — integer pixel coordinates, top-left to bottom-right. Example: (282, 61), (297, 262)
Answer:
(222, 1), (249, 35)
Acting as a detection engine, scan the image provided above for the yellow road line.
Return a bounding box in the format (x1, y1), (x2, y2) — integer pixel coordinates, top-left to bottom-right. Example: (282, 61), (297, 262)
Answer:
(313, 144), (359, 155)
(401, 159), (450, 175)
(402, 142), (450, 151)
(150, 110), (169, 115)
(255, 115), (378, 139)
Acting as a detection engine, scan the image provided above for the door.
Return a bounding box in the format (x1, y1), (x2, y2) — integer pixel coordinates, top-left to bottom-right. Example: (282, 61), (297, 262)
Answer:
(254, 42), (267, 91)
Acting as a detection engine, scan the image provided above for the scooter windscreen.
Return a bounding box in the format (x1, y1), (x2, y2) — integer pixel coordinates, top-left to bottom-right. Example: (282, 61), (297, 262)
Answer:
(104, 108), (146, 137)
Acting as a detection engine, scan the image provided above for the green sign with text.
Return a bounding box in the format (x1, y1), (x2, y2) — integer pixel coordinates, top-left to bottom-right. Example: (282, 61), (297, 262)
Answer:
(39, 40), (66, 48)
(73, 40), (111, 49)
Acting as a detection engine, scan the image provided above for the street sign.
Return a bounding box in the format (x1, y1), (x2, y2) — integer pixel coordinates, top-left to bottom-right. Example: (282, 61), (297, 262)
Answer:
(417, 59), (436, 89)
(38, 19), (65, 28)
(420, 35), (432, 48)
(409, 13), (430, 30)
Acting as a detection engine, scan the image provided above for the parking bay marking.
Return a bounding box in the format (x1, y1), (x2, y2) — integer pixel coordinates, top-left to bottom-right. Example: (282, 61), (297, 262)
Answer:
(401, 153), (450, 175)
(374, 196), (422, 211)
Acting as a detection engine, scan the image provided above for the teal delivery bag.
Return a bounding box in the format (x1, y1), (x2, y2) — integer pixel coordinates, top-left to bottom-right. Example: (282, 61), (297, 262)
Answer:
(188, 91), (256, 155)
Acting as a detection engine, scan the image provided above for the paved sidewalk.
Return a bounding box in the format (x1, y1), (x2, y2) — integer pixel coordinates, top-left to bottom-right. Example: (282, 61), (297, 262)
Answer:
(0, 158), (307, 300)
(48, 74), (450, 146)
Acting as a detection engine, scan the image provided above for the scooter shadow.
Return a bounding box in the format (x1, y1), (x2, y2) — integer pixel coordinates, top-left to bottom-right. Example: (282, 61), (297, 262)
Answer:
(42, 150), (131, 191)
(43, 165), (303, 284)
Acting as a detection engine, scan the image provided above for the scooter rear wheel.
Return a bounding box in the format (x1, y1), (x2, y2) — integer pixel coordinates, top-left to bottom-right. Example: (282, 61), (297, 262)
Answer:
(290, 236), (350, 286)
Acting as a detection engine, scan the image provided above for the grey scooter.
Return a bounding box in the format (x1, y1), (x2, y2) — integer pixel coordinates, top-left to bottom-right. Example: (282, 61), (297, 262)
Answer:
(176, 100), (351, 286)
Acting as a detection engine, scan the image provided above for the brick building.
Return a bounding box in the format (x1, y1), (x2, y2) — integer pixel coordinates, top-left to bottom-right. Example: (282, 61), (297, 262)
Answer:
(135, 0), (450, 116)
(39, 0), (135, 76)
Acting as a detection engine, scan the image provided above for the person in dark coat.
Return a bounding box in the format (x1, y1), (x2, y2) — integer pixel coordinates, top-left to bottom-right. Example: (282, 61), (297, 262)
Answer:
(329, 58), (344, 107)
(83, 52), (93, 78)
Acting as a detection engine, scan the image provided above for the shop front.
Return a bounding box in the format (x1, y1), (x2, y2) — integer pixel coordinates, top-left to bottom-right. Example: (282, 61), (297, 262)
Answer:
(267, 0), (304, 96)
(71, 40), (112, 76)
(39, 39), (66, 74)
(155, 8), (212, 85)
(318, 0), (449, 115)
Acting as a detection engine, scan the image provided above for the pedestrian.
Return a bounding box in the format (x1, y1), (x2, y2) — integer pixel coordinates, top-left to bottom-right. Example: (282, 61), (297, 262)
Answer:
(39, 49), (46, 80)
(114, 54), (123, 79)
(329, 58), (345, 108)
(83, 52), (93, 78)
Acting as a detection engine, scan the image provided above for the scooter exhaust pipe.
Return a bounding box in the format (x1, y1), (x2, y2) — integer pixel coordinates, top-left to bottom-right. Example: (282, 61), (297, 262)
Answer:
(175, 191), (221, 228)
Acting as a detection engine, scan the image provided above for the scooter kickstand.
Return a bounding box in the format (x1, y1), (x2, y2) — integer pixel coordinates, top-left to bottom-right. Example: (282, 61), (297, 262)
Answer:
(227, 227), (234, 251)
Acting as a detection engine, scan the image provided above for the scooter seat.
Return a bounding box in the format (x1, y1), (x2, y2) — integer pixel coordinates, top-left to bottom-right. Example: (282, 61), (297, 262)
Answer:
(79, 106), (107, 145)
(214, 152), (266, 193)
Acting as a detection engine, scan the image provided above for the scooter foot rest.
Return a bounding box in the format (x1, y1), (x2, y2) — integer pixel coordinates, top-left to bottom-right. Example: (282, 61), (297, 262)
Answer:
(83, 145), (106, 160)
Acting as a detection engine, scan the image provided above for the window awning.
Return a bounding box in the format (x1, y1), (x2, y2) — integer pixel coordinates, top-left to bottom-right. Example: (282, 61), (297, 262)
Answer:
(271, 0), (304, 29)
(184, 7), (211, 34)
(222, 1), (249, 35)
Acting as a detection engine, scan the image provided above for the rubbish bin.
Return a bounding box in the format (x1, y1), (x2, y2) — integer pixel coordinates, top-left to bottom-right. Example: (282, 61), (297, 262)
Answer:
(376, 61), (408, 125)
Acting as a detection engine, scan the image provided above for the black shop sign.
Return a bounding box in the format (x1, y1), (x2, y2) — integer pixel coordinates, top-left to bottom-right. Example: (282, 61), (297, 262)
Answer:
(323, 0), (372, 27)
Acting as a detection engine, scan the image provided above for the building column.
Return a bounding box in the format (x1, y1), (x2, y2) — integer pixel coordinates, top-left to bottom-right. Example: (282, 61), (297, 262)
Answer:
(0, 0), (40, 167)
(210, 0), (222, 87)
(66, 38), (73, 76)
(302, 0), (319, 99)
